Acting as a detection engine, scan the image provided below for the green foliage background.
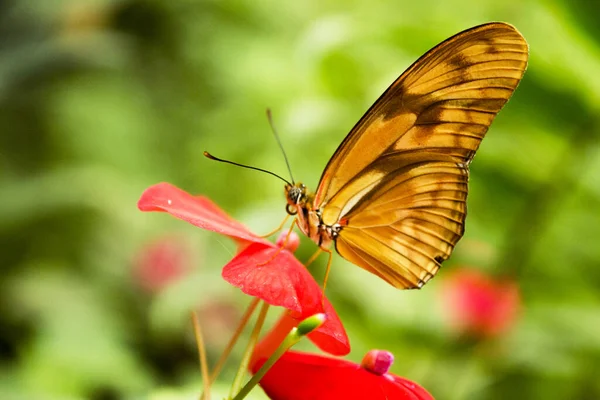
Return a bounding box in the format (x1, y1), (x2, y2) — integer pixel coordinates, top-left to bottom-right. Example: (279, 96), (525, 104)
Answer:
(1, 0), (599, 399)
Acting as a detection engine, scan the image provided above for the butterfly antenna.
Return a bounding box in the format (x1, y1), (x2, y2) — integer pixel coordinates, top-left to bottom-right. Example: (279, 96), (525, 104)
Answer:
(203, 151), (292, 186)
(266, 109), (295, 184)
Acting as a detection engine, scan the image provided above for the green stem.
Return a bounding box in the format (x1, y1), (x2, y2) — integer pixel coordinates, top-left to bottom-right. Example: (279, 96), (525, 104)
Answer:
(232, 313), (325, 400)
(200, 298), (260, 400)
(228, 301), (270, 399)
(212, 298), (260, 382)
(192, 312), (211, 400)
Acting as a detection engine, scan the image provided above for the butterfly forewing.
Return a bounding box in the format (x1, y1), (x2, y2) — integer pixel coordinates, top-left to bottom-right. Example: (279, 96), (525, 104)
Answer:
(314, 22), (528, 289)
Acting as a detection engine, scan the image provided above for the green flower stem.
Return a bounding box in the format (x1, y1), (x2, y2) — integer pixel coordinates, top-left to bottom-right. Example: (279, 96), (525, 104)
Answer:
(228, 301), (270, 399)
(192, 312), (211, 400)
(200, 298), (260, 400)
(232, 313), (326, 400)
(209, 298), (260, 382)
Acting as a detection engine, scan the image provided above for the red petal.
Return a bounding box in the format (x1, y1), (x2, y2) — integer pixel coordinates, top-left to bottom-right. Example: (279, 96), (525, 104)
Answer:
(223, 244), (350, 355)
(296, 296), (349, 356)
(138, 183), (267, 245)
(390, 375), (436, 400)
(222, 243), (303, 313)
(257, 351), (434, 400)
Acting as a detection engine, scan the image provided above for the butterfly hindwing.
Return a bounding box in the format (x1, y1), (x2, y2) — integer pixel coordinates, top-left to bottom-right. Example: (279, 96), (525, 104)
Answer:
(335, 160), (469, 288)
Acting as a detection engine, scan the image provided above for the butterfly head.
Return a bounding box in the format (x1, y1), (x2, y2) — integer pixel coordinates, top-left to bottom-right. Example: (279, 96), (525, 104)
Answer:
(284, 182), (309, 215)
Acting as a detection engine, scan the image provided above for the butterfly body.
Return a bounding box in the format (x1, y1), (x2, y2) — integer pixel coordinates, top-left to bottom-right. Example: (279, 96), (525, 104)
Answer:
(284, 22), (528, 289)
(285, 183), (339, 249)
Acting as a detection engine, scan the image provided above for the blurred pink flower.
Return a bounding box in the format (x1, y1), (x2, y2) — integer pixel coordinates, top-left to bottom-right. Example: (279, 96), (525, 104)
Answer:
(134, 236), (190, 292)
(441, 268), (520, 338)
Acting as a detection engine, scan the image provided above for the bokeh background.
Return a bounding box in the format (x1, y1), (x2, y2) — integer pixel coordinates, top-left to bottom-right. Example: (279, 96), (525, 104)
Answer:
(2, 0), (600, 399)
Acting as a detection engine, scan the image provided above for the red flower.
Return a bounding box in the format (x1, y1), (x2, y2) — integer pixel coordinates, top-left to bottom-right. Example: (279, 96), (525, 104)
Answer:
(441, 268), (520, 338)
(252, 348), (434, 400)
(249, 312), (432, 400)
(138, 182), (350, 355)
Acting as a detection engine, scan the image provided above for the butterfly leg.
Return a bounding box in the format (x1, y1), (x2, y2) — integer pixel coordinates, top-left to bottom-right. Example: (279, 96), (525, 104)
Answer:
(259, 214), (290, 238)
(304, 248), (323, 268)
(256, 218), (297, 266)
(320, 248), (333, 308)
(301, 248), (331, 309)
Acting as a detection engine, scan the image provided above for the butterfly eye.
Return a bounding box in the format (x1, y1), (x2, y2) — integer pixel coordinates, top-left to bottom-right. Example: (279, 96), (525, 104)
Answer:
(286, 204), (298, 215)
(287, 185), (305, 205)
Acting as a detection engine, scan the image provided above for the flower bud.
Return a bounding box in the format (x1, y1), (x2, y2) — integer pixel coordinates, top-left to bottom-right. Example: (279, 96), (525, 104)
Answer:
(276, 230), (300, 253)
(361, 349), (394, 375)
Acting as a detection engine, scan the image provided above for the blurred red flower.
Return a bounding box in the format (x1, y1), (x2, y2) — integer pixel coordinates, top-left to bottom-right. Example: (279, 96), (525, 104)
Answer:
(133, 235), (191, 292)
(441, 268), (520, 338)
(138, 182), (350, 355)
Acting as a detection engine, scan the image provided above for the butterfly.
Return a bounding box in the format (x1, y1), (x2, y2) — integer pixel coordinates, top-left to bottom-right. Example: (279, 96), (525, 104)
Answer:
(284, 22), (529, 289)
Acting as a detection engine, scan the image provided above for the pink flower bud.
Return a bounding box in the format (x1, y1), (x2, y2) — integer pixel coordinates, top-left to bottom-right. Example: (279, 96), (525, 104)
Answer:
(361, 349), (394, 375)
(276, 230), (300, 253)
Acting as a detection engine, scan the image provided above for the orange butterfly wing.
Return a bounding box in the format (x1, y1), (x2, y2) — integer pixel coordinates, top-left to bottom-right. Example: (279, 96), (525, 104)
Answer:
(315, 22), (529, 288)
